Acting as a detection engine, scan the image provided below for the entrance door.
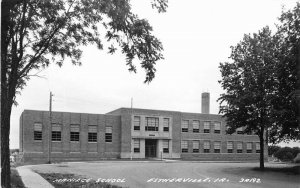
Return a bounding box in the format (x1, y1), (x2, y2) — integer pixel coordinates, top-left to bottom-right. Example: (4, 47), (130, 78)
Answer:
(145, 139), (157, 158)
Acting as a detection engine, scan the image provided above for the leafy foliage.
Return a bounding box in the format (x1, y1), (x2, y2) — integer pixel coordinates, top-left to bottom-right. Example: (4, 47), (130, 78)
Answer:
(2, 0), (168, 98)
(1, 0), (167, 187)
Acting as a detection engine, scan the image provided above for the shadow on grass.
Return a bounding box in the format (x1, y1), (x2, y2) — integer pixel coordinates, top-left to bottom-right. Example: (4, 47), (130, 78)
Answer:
(38, 173), (127, 188)
(252, 165), (300, 175)
(11, 168), (26, 188)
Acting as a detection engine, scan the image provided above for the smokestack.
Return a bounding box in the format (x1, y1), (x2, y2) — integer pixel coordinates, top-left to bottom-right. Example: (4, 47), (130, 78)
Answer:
(201, 92), (210, 114)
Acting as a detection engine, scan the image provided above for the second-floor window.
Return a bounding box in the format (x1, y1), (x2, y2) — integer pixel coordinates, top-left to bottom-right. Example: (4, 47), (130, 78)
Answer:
(237, 127), (243, 134)
(204, 122), (210, 133)
(214, 122), (221, 134)
(134, 116), (140, 130)
(163, 118), (170, 132)
(192, 121), (200, 133)
(145, 117), (159, 131)
(181, 120), (188, 132)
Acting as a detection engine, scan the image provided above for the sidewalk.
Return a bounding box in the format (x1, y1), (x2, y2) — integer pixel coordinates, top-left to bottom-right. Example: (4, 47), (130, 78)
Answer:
(16, 165), (54, 188)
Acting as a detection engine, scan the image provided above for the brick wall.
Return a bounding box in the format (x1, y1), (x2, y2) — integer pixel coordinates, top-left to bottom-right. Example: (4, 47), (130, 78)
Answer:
(21, 110), (121, 162)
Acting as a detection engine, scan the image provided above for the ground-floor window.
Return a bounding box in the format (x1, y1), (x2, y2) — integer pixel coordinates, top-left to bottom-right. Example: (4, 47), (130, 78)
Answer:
(34, 123), (42, 141)
(237, 142), (243, 153)
(52, 124), (61, 141)
(214, 141), (221, 153)
(163, 140), (169, 153)
(193, 140), (199, 153)
(247, 142), (252, 153)
(70, 125), (80, 142)
(105, 127), (112, 142)
(181, 140), (188, 153)
(256, 142), (260, 153)
(134, 139), (140, 153)
(88, 125), (97, 142)
(204, 141), (210, 153)
(227, 141), (233, 153)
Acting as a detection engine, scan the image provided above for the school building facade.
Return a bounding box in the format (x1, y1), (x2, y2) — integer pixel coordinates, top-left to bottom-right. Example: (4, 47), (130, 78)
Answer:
(19, 93), (267, 162)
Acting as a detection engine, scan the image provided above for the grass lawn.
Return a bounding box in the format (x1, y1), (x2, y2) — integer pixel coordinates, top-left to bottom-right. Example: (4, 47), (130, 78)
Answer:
(38, 173), (126, 188)
(11, 168), (26, 188)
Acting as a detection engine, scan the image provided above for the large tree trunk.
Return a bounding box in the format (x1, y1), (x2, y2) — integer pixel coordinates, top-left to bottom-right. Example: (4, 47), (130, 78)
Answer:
(259, 127), (265, 170)
(1, 89), (13, 188)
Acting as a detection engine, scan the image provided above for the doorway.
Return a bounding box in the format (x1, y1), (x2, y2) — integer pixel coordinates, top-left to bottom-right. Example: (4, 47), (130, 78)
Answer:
(145, 139), (157, 158)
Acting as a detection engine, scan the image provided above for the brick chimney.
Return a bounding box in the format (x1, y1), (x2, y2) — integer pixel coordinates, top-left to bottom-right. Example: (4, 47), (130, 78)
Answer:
(201, 92), (210, 114)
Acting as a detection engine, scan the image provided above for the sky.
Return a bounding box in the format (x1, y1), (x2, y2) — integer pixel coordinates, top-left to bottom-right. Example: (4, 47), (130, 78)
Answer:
(10, 0), (300, 149)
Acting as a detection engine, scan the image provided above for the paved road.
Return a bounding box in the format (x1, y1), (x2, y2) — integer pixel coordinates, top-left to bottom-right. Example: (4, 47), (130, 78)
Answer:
(30, 161), (299, 188)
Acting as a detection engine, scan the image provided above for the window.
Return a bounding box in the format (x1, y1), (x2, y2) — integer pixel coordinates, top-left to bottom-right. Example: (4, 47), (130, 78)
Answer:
(214, 122), (221, 134)
(163, 118), (170, 132)
(227, 141), (233, 153)
(192, 121), (200, 133)
(105, 127), (112, 142)
(204, 122), (210, 133)
(145, 117), (159, 131)
(247, 142), (252, 153)
(34, 123), (42, 141)
(70, 125), (80, 142)
(133, 139), (140, 153)
(181, 140), (188, 153)
(193, 141), (199, 153)
(256, 142), (260, 153)
(134, 116), (140, 131)
(214, 141), (221, 153)
(204, 141), (210, 153)
(88, 125), (97, 142)
(163, 140), (169, 153)
(237, 127), (243, 134)
(52, 124), (61, 141)
(237, 142), (243, 153)
(181, 120), (188, 132)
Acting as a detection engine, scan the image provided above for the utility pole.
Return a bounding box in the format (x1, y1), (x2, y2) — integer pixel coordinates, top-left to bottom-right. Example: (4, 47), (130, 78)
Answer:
(130, 97), (133, 161)
(48, 92), (53, 164)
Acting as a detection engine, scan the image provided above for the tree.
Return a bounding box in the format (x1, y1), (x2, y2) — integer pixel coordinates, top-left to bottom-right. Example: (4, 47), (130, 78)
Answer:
(268, 3), (300, 143)
(219, 26), (281, 170)
(1, 0), (168, 187)
(218, 3), (300, 170)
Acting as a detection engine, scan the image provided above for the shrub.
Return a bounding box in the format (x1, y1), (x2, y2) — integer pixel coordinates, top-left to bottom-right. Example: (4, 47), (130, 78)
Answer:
(274, 147), (294, 161)
(268, 145), (281, 156)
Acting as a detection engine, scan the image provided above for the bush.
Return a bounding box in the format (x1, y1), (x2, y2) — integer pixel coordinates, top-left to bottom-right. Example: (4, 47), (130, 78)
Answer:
(294, 153), (300, 163)
(268, 145), (281, 156)
(274, 147), (299, 161)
